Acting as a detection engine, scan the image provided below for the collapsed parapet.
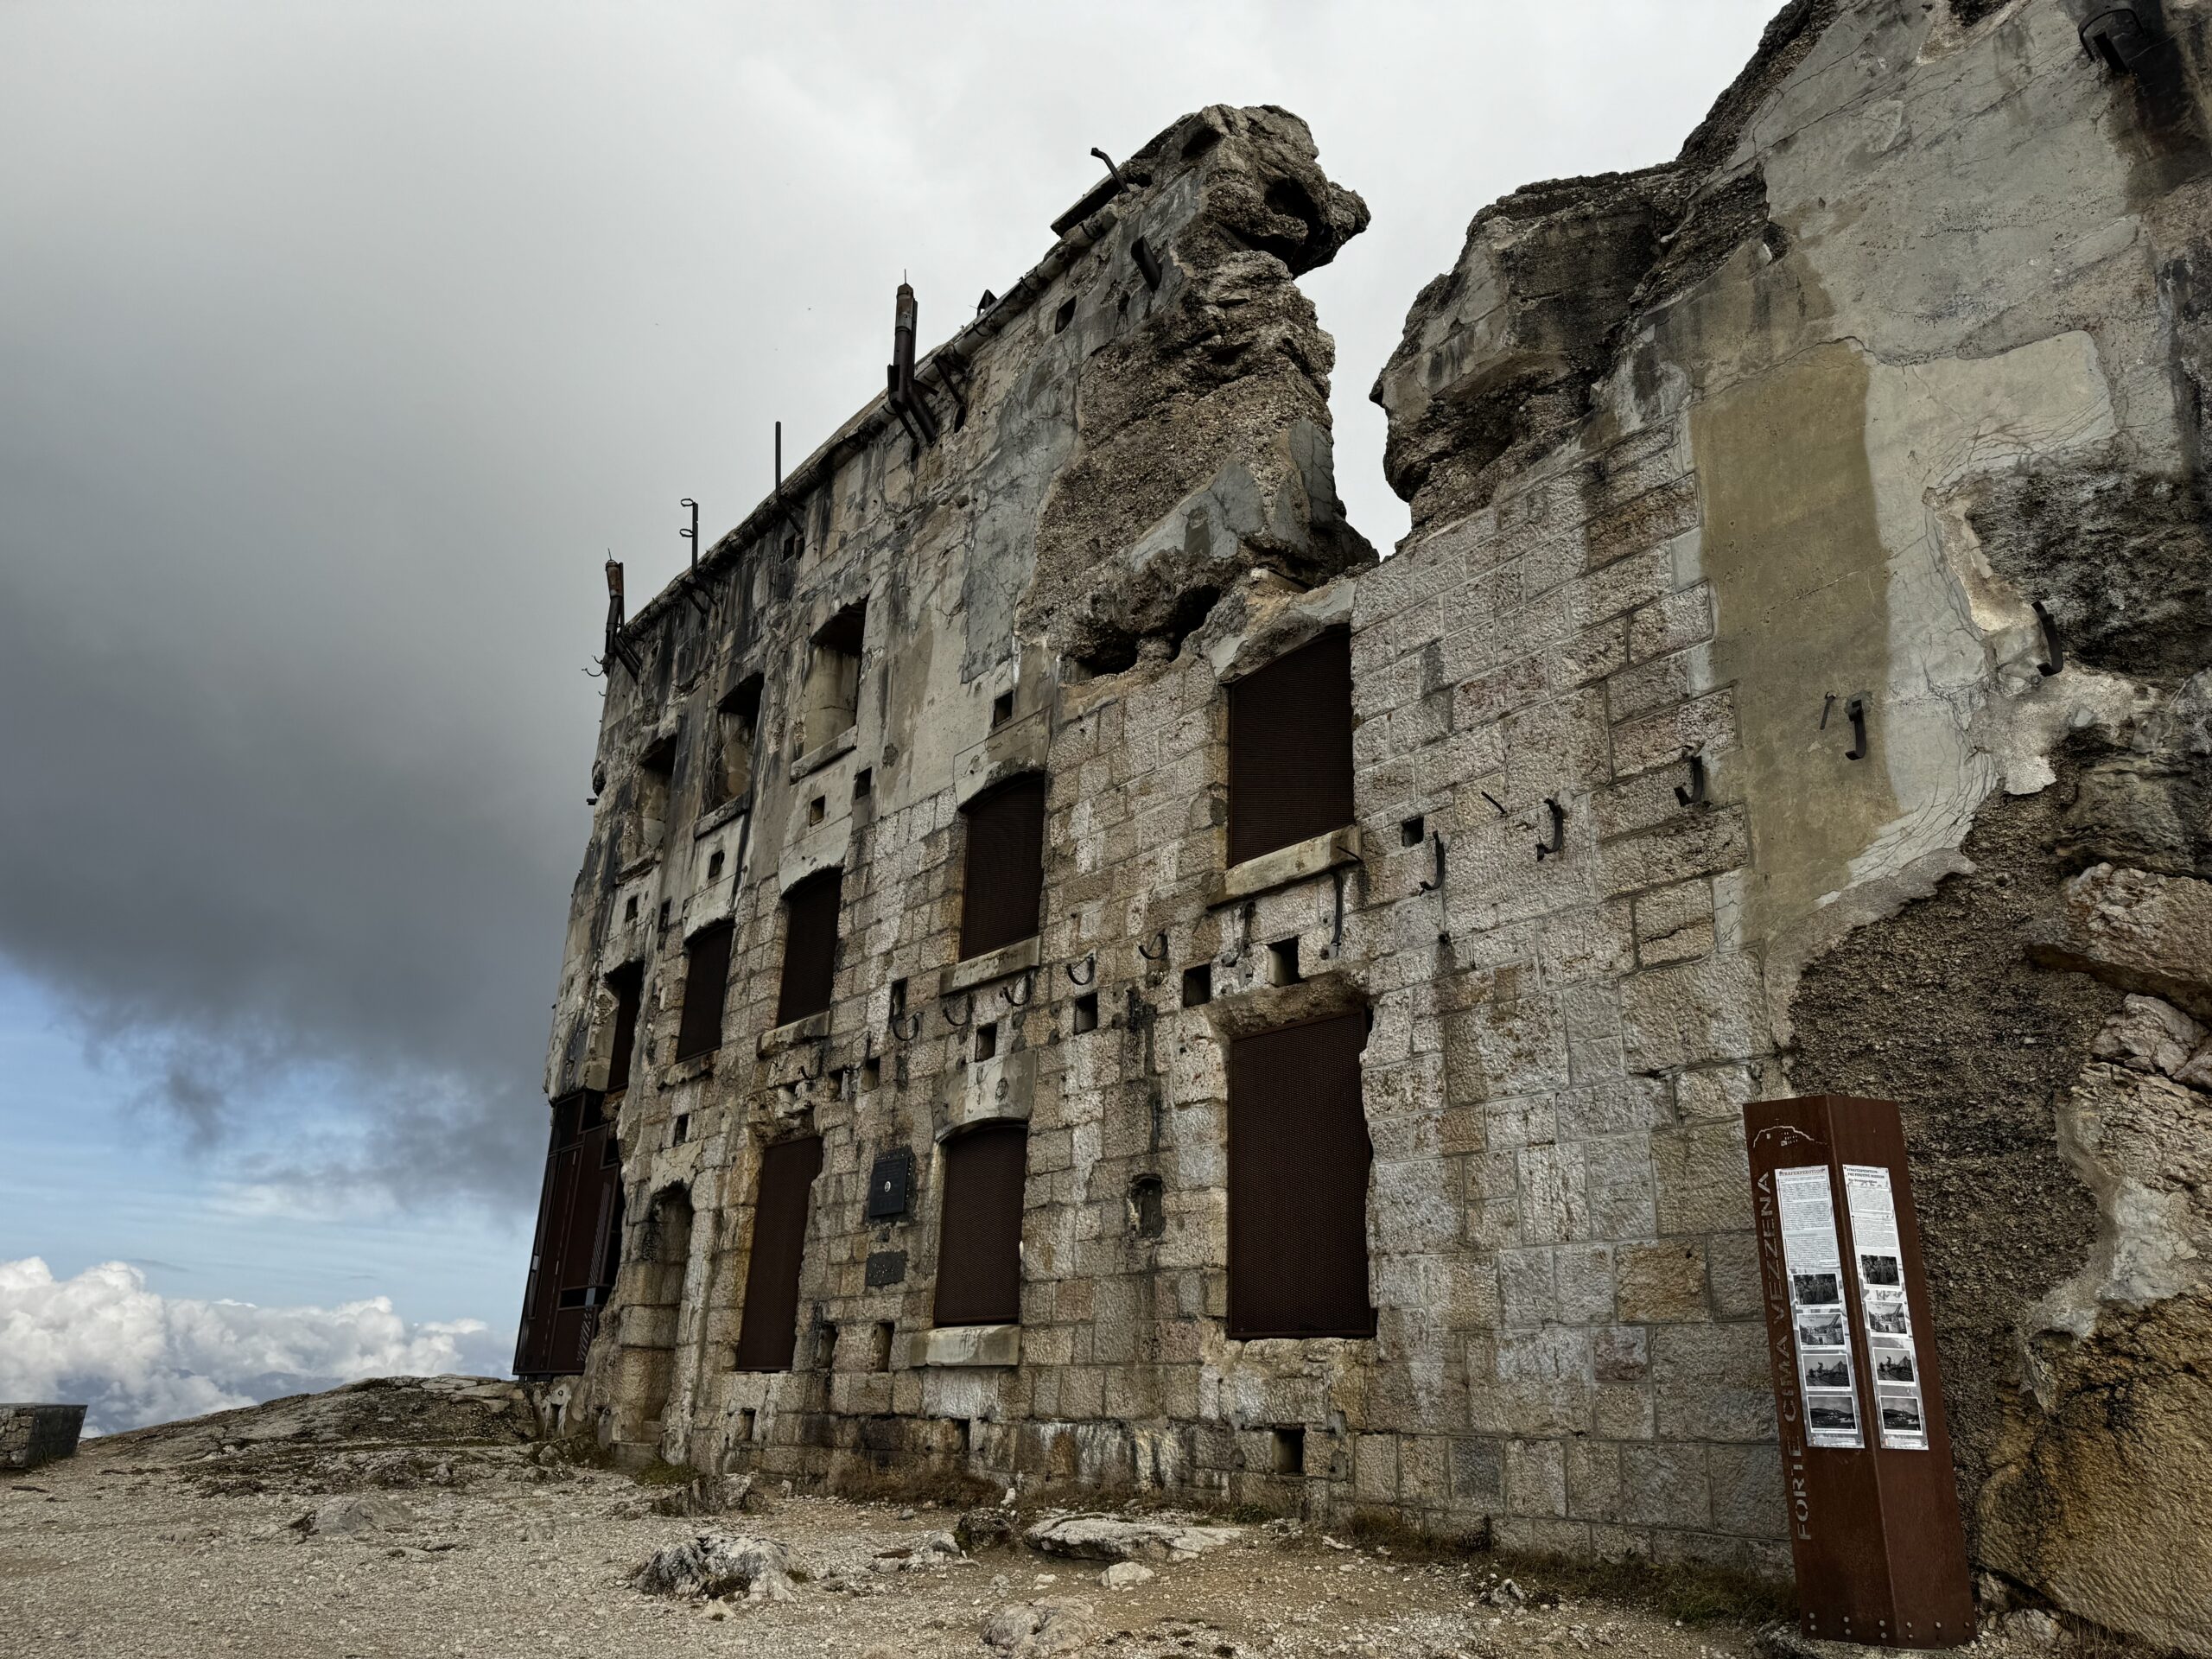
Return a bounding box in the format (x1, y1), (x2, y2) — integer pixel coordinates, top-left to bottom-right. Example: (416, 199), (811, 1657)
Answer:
(1375, 1), (2212, 1649)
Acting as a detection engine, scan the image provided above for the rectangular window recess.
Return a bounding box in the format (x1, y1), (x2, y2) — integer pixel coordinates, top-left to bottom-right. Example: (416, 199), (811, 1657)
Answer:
(860, 1056), (881, 1090)
(707, 850), (724, 880)
(1400, 815), (1425, 847)
(1226, 627), (1355, 867)
(1272, 1426), (1306, 1477)
(958, 773), (1046, 963)
(1071, 993), (1098, 1034)
(1182, 964), (1212, 1007)
(808, 795), (827, 825)
(1267, 938), (1301, 987)
(671, 1113), (690, 1146)
(974, 1021), (999, 1062)
(990, 690), (1014, 728)
(853, 768), (873, 800)
(674, 921), (734, 1061)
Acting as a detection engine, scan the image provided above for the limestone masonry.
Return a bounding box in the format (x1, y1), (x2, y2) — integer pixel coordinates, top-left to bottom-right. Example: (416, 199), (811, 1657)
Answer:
(515, 5), (2212, 1652)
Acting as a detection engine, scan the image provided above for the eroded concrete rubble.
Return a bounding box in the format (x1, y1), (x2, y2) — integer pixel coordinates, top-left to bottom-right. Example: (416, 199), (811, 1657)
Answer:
(524, 5), (2212, 1653)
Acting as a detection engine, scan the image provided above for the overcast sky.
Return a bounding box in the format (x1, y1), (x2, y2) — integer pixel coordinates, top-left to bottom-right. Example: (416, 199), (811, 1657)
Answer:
(0, 0), (1780, 1422)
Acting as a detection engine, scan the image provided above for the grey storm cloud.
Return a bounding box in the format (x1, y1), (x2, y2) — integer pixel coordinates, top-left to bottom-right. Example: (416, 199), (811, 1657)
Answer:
(0, 1), (1777, 1217)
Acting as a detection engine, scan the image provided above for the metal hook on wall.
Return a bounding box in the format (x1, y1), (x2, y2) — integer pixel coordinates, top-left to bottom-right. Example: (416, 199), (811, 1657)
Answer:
(1675, 750), (1707, 810)
(1535, 798), (1567, 861)
(1065, 952), (1097, 987)
(1001, 971), (1034, 1009)
(1844, 697), (1869, 762)
(889, 1008), (922, 1044)
(1418, 829), (1448, 893)
(1318, 868), (1347, 962)
(941, 993), (974, 1030)
(792, 1047), (826, 1084)
(1136, 931), (1169, 963)
(2033, 601), (2065, 677)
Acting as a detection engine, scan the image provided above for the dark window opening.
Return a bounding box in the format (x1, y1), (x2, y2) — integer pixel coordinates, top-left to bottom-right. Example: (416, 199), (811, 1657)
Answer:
(1227, 628), (1355, 867)
(954, 1418), (972, 1456)
(868, 1321), (894, 1372)
(736, 1408), (757, 1440)
(707, 849), (724, 881)
(1129, 1173), (1166, 1240)
(808, 794), (826, 825)
(1072, 993), (1098, 1034)
(890, 977), (908, 1018)
(671, 1113), (689, 1147)
(776, 869), (842, 1027)
(974, 1021), (998, 1062)
(803, 601), (867, 752)
(1053, 297), (1077, 334)
(853, 767), (872, 801)
(957, 773), (1046, 962)
(991, 690), (1014, 728)
(817, 1320), (839, 1373)
(513, 1089), (625, 1379)
(933, 1122), (1027, 1327)
(658, 899), (671, 930)
(1227, 1010), (1375, 1339)
(604, 963), (643, 1095)
(732, 1135), (825, 1372)
(1400, 815), (1425, 848)
(1272, 1427), (1306, 1476)
(628, 735), (676, 863)
(708, 674), (763, 810)
(1182, 964), (1212, 1007)
(624, 895), (639, 923)
(1267, 938), (1301, 987)
(674, 922), (734, 1061)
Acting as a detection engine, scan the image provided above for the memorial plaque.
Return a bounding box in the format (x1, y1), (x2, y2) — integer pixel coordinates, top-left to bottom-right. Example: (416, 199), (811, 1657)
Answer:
(1745, 1096), (1974, 1649)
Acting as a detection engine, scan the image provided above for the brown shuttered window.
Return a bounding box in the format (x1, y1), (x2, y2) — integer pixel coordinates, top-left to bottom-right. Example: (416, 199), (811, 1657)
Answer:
(1227, 628), (1356, 867)
(932, 1122), (1027, 1327)
(733, 1135), (824, 1371)
(604, 963), (643, 1093)
(959, 774), (1046, 961)
(1227, 1010), (1376, 1339)
(674, 922), (733, 1060)
(776, 869), (842, 1027)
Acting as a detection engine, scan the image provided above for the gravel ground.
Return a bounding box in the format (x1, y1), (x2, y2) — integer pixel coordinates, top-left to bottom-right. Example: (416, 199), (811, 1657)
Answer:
(0, 1380), (2087, 1658)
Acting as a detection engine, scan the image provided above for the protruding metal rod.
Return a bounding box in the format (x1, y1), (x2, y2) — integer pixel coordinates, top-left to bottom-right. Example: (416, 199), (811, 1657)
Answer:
(679, 498), (699, 572)
(1845, 697), (1869, 761)
(1090, 146), (1128, 191)
(1132, 236), (1161, 291)
(601, 557), (641, 678)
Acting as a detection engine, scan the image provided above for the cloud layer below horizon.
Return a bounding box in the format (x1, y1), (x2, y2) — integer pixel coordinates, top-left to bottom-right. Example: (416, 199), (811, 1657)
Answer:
(0, 1257), (505, 1435)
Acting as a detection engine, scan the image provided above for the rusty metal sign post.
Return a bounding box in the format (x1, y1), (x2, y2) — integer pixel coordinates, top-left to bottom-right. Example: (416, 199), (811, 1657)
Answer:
(1745, 1095), (1975, 1649)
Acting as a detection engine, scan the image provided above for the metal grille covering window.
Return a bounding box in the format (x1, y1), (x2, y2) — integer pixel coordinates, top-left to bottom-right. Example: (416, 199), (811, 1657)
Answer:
(1227, 1010), (1375, 1339)
(776, 869), (842, 1027)
(1226, 628), (1355, 867)
(932, 1122), (1027, 1327)
(513, 1090), (625, 1377)
(732, 1135), (824, 1371)
(958, 774), (1046, 961)
(674, 922), (733, 1061)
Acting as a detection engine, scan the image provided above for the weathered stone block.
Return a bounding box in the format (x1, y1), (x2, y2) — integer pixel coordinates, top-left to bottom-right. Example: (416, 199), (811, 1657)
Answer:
(1615, 1240), (1708, 1323)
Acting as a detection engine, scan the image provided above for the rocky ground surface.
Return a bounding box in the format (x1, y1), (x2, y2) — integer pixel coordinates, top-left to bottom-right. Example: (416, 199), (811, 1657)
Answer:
(0, 1378), (2118, 1658)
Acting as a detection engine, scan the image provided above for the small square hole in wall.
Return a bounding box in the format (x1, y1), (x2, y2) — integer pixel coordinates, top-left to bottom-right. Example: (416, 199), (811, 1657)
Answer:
(1181, 964), (1212, 1007)
(860, 1055), (881, 1090)
(954, 1418), (972, 1458)
(853, 768), (872, 801)
(1272, 1426), (1306, 1477)
(1400, 814), (1426, 848)
(671, 1113), (690, 1147)
(707, 850), (724, 880)
(991, 690), (1014, 728)
(868, 1321), (894, 1372)
(1072, 993), (1098, 1034)
(1054, 297), (1077, 334)
(808, 795), (827, 826)
(1267, 938), (1301, 987)
(736, 1408), (757, 1440)
(658, 900), (671, 930)
(625, 895), (639, 922)
(890, 978), (909, 1018)
(974, 1020), (998, 1062)
(818, 1323), (839, 1374)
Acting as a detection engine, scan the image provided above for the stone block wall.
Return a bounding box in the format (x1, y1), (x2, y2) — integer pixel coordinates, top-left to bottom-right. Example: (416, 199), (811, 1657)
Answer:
(0, 1404), (86, 1471)
(529, 5), (2212, 1649)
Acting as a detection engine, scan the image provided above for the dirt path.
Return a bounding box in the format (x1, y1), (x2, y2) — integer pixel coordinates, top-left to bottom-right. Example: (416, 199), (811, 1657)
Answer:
(0, 1379), (2071, 1657)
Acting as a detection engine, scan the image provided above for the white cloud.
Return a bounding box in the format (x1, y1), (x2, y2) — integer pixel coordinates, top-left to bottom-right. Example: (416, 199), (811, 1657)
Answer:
(0, 1257), (502, 1434)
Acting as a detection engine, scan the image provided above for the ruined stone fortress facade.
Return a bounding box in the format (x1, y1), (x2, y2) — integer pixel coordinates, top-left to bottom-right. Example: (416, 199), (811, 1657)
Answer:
(515, 3), (2212, 1649)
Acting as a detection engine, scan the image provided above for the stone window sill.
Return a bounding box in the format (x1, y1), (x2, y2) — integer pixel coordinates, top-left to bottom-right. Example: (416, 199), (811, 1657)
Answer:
(661, 1051), (715, 1085)
(694, 794), (750, 839)
(939, 934), (1041, 997)
(918, 1325), (1020, 1368)
(789, 726), (858, 781)
(758, 1008), (831, 1057)
(1210, 825), (1361, 906)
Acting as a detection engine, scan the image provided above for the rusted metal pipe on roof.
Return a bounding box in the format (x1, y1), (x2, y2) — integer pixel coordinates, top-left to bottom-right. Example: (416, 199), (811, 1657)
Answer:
(887, 281), (940, 448)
